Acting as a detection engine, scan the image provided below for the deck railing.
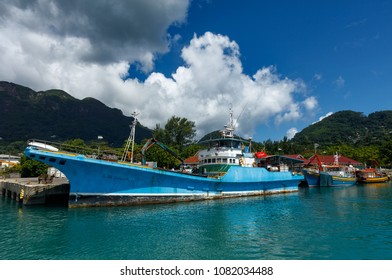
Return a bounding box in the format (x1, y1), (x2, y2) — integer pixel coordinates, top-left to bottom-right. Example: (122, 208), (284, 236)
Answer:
(27, 139), (123, 161)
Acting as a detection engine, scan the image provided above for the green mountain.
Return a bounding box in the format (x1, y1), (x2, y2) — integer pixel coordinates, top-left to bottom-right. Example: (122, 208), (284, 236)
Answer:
(292, 110), (392, 146)
(0, 81), (152, 146)
(2, 81), (391, 150)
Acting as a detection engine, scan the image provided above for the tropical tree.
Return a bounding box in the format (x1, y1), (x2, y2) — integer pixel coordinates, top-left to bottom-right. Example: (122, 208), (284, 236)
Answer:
(144, 144), (181, 169)
(19, 155), (48, 177)
(379, 140), (392, 167)
(152, 124), (166, 142)
(141, 116), (197, 166)
(180, 144), (200, 159)
(353, 146), (380, 167)
(163, 116), (196, 150)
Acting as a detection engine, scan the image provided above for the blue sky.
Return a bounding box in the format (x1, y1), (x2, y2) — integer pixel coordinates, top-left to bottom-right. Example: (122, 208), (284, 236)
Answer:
(1, 0), (391, 142)
(159, 0), (392, 140)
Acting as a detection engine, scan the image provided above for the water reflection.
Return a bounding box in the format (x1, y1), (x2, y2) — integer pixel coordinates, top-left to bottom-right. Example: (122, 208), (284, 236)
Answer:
(1, 181), (392, 259)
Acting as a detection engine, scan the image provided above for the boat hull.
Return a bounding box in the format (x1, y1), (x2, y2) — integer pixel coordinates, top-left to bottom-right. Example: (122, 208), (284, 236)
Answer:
(356, 176), (390, 184)
(303, 169), (356, 187)
(329, 175), (357, 186)
(25, 147), (304, 207)
(302, 169), (320, 187)
(355, 169), (391, 184)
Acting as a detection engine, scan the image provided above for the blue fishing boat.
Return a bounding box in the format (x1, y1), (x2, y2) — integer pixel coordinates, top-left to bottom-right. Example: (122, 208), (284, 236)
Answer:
(25, 108), (304, 207)
(303, 153), (356, 187)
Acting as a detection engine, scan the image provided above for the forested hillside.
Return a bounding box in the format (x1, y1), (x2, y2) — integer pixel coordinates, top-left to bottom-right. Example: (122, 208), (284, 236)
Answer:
(0, 81), (152, 146)
(292, 110), (392, 146)
(1, 81), (391, 166)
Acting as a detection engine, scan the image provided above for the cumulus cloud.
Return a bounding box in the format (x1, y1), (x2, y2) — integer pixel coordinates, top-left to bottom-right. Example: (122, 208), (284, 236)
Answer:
(302, 96), (318, 111)
(124, 33), (313, 137)
(286, 127), (298, 140)
(0, 0), (188, 68)
(0, 1), (318, 140)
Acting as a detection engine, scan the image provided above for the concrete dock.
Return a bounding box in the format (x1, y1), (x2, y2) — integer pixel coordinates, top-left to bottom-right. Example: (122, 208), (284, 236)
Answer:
(0, 177), (70, 206)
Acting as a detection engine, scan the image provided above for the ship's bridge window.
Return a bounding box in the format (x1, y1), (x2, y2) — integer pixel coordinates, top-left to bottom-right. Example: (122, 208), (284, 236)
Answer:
(217, 158), (221, 163)
(212, 158), (216, 163)
(208, 159), (211, 163)
(222, 158), (227, 163)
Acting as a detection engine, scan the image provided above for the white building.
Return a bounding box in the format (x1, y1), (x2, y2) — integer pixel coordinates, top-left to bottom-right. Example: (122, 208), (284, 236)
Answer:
(0, 154), (20, 170)
(47, 167), (66, 178)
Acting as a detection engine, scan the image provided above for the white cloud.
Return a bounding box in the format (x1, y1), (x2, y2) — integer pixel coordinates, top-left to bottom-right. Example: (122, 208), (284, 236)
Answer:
(0, 1), (318, 140)
(0, 0), (189, 68)
(333, 76), (345, 88)
(303, 96), (318, 111)
(312, 112), (333, 124)
(313, 73), (322, 81)
(286, 128), (298, 139)
(133, 33), (314, 137)
(345, 18), (368, 29)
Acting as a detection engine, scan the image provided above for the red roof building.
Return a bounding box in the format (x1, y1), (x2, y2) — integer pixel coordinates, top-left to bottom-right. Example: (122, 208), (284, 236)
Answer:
(184, 155), (199, 166)
(308, 154), (361, 166)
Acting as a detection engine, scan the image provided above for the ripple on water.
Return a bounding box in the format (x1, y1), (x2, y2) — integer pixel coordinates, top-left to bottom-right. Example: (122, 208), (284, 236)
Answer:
(1, 182), (392, 259)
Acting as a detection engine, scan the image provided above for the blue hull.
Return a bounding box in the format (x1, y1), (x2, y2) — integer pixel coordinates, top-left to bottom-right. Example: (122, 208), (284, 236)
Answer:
(304, 170), (356, 187)
(303, 170), (320, 187)
(25, 147), (304, 207)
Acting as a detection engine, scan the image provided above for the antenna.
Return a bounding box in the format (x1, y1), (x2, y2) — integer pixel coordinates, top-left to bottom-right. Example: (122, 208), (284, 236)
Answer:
(220, 104), (234, 138)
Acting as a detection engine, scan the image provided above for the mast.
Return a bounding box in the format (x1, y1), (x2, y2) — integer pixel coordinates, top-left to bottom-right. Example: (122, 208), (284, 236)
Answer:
(334, 151), (339, 165)
(121, 111), (139, 162)
(221, 104), (235, 138)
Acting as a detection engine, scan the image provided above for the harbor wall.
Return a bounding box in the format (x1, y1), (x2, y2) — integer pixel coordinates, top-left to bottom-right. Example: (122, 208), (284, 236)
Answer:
(0, 178), (70, 206)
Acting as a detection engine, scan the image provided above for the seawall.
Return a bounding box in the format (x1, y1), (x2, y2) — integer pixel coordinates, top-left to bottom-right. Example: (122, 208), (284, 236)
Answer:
(0, 177), (70, 206)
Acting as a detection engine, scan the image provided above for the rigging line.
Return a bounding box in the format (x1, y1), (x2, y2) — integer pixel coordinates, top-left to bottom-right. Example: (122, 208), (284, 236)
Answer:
(233, 102), (249, 132)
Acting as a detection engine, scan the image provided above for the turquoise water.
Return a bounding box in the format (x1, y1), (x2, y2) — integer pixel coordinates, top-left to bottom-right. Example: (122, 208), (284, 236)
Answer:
(1, 182), (392, 260)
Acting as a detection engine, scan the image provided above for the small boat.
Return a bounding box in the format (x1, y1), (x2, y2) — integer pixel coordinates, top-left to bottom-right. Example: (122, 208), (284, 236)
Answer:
(27, 141), (59, 152)
(25, 107), (304, 207)
(355, 168), (390, 184)
(303, 153), (356, 187)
